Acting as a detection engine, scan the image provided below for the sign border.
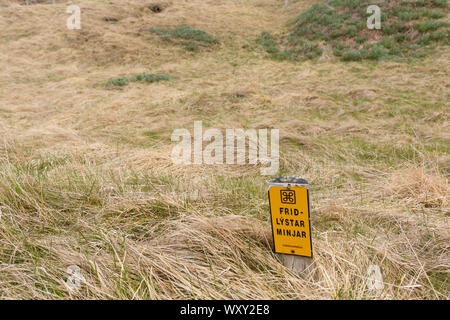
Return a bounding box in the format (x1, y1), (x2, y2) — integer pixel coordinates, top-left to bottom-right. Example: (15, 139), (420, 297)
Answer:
(267, 184), (313, 258)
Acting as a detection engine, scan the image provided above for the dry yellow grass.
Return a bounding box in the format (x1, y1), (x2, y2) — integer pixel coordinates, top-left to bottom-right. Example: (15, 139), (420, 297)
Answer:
(0, 0), (448, 299)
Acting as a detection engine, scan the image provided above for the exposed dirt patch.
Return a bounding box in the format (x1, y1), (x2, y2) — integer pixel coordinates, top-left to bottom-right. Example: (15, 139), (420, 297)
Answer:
(145, 1), (171, 13)
(103, 17), (119, 23)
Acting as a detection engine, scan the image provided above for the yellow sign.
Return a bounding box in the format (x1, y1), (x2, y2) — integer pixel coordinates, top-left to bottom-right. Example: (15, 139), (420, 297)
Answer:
(268, 185), (312, 257)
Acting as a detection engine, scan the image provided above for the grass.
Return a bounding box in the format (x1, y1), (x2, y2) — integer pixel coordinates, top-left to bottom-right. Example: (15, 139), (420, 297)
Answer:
(0, 0), (448, 300)
(261, 0), (449, 61)
(106, 73), (172, 87)
(150, 25), (220, 51)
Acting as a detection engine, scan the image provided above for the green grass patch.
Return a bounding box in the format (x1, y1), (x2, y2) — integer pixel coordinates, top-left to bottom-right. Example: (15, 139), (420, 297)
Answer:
(260, 0), (449, 62)
(150, 25), (219, 51)
(107, 73), (172, 87)
(415, 21), (449, 32)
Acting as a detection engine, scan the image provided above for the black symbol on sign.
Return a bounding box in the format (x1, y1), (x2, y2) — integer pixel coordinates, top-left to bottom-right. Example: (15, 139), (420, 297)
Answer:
(280, 190), (296, 204)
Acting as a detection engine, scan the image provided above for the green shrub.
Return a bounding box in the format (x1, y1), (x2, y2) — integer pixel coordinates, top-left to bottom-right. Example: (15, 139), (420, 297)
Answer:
(305, 47), (323, 59)
(415, 21), (448, 33)
(432, 0), (448, 8)
(107, 73), (172, 87)
(382, 25), (396, 35)
(342, 50), (362, 61)
(182, 41), (199, 51)
(260, 32), (280, 54)
(419, 35), (431, 45)
(129, 73), (172, 83)
(343, 26), (358, 37)
(275, 50), (297, 61)
(356, 35), (369, 44)
(150, 25), (219, 51)
(107, 77), (129, 87)
(171, 26), (219, 44)
(395, 34), (407, 42)
(366, 45), (389, 60)
(414, 51), (428, 58)
(333, 48), (343, 56)
(429, 11), (446, 18)
(381, 37), (396, 49)
(389, 46), (402, 55)
(430, 31), (446, 41)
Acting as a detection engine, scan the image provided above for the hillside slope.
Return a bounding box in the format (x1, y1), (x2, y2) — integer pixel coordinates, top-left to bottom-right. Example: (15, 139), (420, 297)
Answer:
(261, 0), (449, 61)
